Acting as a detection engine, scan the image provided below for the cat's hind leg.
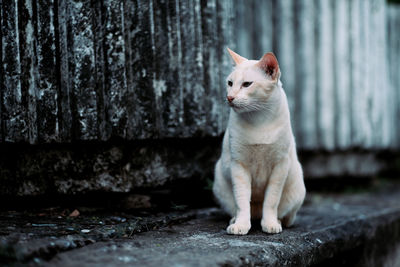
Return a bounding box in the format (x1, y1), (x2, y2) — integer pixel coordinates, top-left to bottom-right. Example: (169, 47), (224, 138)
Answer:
(278, 162), (305, 228)
(213, 159), (236, 218)
(278, 191), (303, 228)
(281, 205), (299, 227)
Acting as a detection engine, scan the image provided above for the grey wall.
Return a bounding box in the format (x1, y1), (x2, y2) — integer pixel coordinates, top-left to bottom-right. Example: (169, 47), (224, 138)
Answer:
(236, 0), (400, 150)
(1, 0), (400, 150)
(388, 4), (400, 149)
(1, 0), (233, 143)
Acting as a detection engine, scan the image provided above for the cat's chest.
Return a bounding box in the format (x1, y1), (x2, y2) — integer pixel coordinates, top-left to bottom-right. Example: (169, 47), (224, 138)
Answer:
(235, 143), (283, 200)
(233, 143), (283, 177)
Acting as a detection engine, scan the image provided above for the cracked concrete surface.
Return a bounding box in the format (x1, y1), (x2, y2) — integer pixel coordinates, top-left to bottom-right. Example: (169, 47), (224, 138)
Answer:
(1, 184), (400, 266)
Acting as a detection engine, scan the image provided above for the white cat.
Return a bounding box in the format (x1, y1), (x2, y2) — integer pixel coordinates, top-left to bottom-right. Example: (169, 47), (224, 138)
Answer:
(213, 48), (306, 235)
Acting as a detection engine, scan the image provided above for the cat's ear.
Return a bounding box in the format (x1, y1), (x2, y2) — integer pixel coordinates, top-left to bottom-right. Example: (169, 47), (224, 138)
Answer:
(227, 47), (247, 65)
(256, 52), (280, 81)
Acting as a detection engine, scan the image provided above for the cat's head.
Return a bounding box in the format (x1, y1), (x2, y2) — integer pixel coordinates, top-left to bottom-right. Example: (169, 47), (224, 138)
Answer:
(225, 48), (281, 113)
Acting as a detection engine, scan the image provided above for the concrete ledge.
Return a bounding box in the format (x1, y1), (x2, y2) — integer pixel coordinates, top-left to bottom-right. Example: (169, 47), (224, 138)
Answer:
(1, 184), (400, 266)
(2, 140), (399, 197)
(0, 139), (221, 196)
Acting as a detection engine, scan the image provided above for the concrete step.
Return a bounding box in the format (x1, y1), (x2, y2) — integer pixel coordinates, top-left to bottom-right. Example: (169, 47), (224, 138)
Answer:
(1, 184), (400, 266)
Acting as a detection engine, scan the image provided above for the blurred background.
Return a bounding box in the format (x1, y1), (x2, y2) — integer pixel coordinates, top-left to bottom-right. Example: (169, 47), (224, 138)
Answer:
(0, 0), (399, 202)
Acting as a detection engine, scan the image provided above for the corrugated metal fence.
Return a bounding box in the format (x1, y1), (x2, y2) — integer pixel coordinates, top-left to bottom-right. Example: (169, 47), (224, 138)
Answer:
(1, 0), (400, 150)
(236, 0), (400, 150)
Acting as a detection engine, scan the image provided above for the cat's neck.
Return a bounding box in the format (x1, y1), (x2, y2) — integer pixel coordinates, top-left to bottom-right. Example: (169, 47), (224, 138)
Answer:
(235, 103), (281, 126)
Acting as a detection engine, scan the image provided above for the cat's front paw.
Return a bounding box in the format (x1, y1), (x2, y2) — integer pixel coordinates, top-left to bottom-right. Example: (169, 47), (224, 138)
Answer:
(261, 219), (282, 234)
(226, 221), (251, 235)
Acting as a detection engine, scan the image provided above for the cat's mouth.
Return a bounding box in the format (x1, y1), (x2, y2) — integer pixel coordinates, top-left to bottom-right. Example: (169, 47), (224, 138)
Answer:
(227, 100), (248, 111)
(230, 103), (243, 112)
(229, 102), (255, 113)
(229, 102), (241, 110)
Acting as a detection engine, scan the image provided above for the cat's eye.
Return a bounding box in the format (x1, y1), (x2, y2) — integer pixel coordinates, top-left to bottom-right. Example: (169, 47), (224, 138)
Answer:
(242, 82), (253, 87)
(227, 80), (233, 87)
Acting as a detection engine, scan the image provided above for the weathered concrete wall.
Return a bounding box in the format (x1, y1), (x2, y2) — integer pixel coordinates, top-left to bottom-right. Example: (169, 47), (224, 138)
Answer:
(1, 1), (400, 196)
(1, 0), (399, 150)
(0, 139), (221, 196)
(1, 0), (233, 143)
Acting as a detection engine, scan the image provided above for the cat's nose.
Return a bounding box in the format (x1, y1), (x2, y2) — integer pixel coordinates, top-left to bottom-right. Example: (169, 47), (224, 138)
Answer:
(227, 96), (235, 103)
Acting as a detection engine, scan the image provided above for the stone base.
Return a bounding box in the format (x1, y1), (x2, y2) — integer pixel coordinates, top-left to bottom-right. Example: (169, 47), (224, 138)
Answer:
(0, 138), (221, 196)
(1, 182), (400, 266)
(0, 140), (399, 196)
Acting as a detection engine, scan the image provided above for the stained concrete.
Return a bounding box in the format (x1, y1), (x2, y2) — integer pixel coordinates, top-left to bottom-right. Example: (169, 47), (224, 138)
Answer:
(1, 183), (400, 266)
(0, 139), (221, 196)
